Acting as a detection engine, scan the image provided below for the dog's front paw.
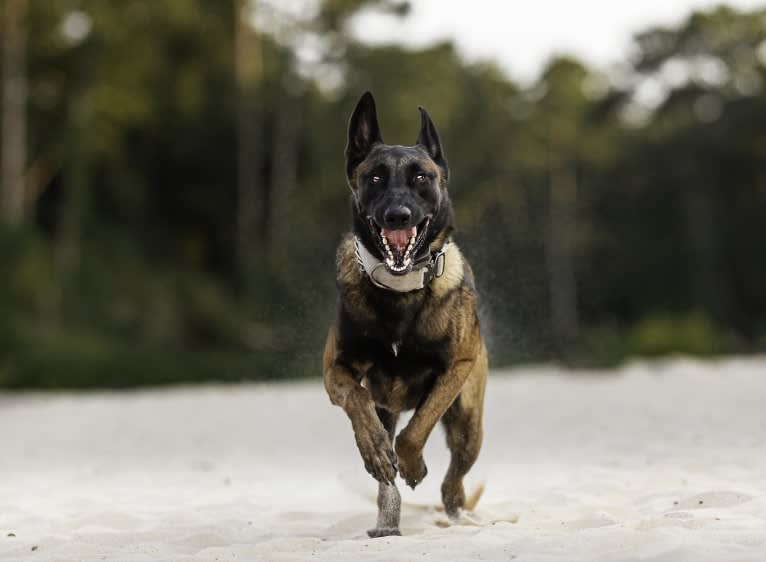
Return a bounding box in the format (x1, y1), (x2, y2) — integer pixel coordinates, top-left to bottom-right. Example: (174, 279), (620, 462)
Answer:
(395, 435), (427, 489)
(353, 424), (398, 484)
(398, 453), (427, 489)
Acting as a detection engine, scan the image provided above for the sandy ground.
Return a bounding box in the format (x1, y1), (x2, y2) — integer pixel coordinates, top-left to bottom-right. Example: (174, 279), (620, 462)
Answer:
(1, 357), (765, 562)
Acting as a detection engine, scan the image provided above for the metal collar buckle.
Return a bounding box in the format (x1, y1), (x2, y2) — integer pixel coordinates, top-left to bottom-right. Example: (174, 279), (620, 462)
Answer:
(432, 246), (447, 278)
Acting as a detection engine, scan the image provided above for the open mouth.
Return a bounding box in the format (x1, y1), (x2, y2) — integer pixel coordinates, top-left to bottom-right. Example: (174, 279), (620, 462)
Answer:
(369, 216), (430, 274)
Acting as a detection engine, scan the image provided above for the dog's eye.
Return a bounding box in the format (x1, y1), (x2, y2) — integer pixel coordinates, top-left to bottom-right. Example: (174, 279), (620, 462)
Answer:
(414, 173), (427, 184)
(370, 175), (382, 185)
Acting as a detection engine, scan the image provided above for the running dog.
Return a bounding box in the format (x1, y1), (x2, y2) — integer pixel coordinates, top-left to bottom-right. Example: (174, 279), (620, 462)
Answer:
(323, 91), (488, 537)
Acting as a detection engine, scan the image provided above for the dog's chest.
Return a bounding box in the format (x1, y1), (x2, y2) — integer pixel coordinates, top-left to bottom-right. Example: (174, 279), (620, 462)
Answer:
(363, 288), (448, 344)
(339, 282), (453, 411)
(363, 353), (439, 412)
(355, 336), (448, 412)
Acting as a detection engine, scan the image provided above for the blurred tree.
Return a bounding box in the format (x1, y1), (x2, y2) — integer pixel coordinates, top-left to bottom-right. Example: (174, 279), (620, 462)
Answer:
(510, 58), (598, 355)
(235, 0), (263, 297)
(3, 2), (766, 388)
(317, 0), (410, 32)
(1, 0), (28, 226)
(540, 59), (588, 353)
(623, 5), (766, 336)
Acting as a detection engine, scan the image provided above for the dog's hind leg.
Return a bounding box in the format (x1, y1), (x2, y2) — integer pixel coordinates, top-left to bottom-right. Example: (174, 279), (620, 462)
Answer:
(368, 407), (402, 538)
(440, 345), (487, 519)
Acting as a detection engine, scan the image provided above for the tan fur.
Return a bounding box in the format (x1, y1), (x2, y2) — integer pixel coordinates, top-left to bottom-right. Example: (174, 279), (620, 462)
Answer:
(325, 228), (488, 532)
(327, 93), (486, 537)
(430, 242), (464, 299)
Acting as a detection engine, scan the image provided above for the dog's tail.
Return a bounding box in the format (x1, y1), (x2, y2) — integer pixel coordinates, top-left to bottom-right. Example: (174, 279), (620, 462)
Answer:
(399, 482), (485, 513)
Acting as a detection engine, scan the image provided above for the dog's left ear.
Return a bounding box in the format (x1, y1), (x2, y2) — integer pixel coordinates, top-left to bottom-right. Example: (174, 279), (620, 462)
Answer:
(416, 106), (448, 177)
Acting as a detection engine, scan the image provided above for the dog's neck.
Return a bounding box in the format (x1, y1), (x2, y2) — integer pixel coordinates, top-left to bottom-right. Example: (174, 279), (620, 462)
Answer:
(354, 237), (448, 292)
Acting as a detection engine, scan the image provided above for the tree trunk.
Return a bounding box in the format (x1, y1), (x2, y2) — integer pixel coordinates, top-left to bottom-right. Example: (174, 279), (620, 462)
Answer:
(1, 0), (28, 227)
(52, 94), (90, 321)
(547, 153), (579, 354)
(234, 0), (263, 297)
(268, 83), (301, 268)
(681, 173), (727, 321)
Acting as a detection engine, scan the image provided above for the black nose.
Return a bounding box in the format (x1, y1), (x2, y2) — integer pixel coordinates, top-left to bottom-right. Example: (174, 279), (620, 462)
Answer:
(383, 206), (411, 229)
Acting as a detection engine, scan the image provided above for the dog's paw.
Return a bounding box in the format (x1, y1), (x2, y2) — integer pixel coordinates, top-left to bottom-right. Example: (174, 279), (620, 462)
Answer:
(398, 454), (427, 489)
(367, 527), (401, 538)
(354, 425), (398, 484)
(441, 480), (466, 518)
(395, 436), (427, 489)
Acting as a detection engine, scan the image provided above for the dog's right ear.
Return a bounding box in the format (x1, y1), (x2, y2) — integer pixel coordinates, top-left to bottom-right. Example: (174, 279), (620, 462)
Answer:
(346, 91), (383, 184)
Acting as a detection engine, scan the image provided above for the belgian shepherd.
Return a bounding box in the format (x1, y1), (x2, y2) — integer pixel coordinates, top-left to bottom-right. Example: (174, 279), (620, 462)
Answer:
(323, 91), (488, 537)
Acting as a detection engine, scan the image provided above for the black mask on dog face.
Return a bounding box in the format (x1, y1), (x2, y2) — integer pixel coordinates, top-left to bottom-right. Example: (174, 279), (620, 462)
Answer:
(345, 92), (453, 275)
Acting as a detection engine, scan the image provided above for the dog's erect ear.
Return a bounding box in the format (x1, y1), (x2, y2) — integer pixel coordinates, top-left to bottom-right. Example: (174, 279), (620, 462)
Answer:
(346, 91), (383, 182)
(416, 106), (447, 174)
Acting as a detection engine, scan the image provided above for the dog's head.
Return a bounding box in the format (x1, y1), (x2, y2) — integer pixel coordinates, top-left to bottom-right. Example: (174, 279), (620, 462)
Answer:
(345, 91), (453, 276)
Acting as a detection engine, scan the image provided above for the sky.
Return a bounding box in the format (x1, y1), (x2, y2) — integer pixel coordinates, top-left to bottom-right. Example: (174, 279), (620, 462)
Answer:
(348, 0), (766, 83)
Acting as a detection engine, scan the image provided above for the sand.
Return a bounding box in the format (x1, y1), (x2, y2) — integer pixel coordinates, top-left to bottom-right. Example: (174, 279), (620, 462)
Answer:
(1, 356), (764, 562)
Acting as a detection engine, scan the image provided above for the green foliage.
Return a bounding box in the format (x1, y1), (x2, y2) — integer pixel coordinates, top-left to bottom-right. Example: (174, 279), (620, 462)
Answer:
(2, 3), (766, 388)
(0, 227), (56, 315)
(0, 323), (292, 389)
(627, 311), (735, 357)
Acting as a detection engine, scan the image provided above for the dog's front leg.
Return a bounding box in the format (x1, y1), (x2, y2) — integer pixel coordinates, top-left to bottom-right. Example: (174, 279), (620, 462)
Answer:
(395, 356), (476, 489)
(323, 347), (398, 484)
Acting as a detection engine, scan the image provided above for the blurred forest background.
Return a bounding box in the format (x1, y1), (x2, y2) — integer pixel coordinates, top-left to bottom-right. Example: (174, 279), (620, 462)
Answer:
(1, 0), (765, 388)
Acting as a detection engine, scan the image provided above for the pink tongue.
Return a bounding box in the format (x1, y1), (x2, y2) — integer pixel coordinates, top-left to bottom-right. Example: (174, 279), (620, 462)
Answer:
(382, 227), (416, 251)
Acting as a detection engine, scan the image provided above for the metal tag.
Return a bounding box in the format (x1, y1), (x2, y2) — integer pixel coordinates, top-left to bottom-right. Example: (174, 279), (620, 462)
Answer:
(434, 251), (446, 278)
